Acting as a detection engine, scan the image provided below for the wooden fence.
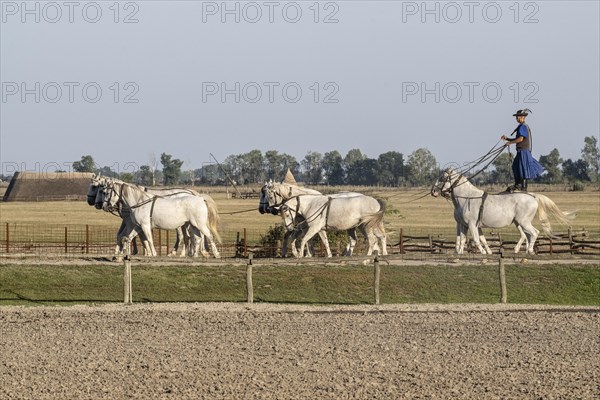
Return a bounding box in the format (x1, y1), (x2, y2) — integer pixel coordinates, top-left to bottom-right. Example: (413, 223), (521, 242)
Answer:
(1, 222), (599, 258)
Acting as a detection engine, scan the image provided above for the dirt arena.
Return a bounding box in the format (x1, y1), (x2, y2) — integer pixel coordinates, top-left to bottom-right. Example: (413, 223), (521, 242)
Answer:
(1, 303), (598, 399)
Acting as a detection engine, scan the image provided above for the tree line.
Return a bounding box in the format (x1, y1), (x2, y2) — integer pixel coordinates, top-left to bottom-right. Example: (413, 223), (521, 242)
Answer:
(67, 136), (599, 188)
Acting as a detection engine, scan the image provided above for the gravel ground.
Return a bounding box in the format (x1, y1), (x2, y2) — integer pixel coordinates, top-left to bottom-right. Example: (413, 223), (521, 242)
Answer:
(1, 303), (599, 399)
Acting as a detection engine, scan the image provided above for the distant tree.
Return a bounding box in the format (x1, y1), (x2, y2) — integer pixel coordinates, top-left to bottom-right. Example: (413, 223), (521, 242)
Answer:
(264, 150), (287, 181)
(73, 155), (96, 173)
(147, 153), (160, 186)
(243, 150), (264, 184)
(301, 151), (323, 184)
(120, 172), (134, 183)
(160, 153), (184, 185)
(581, 136), (599, 183)
(407, 148), (437, 186)
(562, 159), (590, 182)
(98, 165), (119, 178)
(344, 149), (365, 168)
(346, 158), (378, 185)
(538, 148), (563, 183)
(137, 165), (154, 186)
(377, 151), (405, 186)
(491, 153), (513, 184)
(322, 151), (345, 185)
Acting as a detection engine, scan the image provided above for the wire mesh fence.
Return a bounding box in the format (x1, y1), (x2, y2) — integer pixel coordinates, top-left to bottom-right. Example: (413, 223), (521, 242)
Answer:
(1, 222), (598, 259)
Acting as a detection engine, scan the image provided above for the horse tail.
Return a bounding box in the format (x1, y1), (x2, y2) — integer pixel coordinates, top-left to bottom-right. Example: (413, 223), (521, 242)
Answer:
(202, 194), (222, 244)
(363, 199), (386, 233)
(535, 194), (575, 236)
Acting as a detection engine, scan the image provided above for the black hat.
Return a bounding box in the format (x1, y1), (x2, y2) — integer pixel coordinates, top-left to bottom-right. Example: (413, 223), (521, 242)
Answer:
(513, 108), (532, 117)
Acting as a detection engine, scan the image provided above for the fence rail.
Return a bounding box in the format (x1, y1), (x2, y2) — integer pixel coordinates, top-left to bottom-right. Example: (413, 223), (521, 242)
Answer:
(1, 222), (599, 258)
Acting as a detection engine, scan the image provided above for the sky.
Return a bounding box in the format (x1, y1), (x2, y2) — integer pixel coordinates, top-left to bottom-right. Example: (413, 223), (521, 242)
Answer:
(1, 0), (599, 177)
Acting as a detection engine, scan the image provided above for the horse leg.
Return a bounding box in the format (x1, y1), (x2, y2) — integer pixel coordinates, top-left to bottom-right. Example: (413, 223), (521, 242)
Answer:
(468, 222), (487, 254)
(192, 222), (220, 259)
(478, 229), (493, 255)
(297, 226), (320, 258)
(454, 224), (466, 254)
(518, 222), (539, 255)
(344, 228), (358, 256)
(376, 222), (388, 255)
(282, 231), (291, 257)
(138, 224), (156, 256)
(317, 231), (332, 258)
(513, 224), (528, 253)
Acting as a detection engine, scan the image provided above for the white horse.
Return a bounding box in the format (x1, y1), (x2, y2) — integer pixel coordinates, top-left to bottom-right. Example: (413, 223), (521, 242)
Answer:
(101, 180), (221, 258)
(260, 181), (388, 257)
(277, 194), (387, 258)
(259, 181), (321, 256)
(431, 168), (574, 255)
(88, 176), (207, 257)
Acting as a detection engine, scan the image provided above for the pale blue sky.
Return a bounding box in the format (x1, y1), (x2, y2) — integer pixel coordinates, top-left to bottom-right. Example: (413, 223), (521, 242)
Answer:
(1, 1), (598, 175)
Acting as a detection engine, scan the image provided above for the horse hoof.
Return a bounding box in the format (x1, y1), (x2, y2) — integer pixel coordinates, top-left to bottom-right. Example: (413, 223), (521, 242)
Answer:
(481, 258), (488, 264)
(450, 258), (460, 263)
(520, 258), (529, 264)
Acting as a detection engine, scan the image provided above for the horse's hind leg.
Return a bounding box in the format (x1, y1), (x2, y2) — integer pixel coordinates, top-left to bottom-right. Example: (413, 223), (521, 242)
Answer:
(519, 222), (539, 255)
(193, 223), (220, 259)
(513, 225), (528, 254)
(375, 222), (387, 255)
(343, 228), (358, 256)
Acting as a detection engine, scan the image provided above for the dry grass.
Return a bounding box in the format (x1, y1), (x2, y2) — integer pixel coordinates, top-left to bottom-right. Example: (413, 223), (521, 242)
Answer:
(0, 186), (597, 241)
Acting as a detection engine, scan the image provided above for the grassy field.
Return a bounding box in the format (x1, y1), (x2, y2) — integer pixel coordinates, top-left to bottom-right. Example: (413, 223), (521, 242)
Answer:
(0, 262), (598, 306)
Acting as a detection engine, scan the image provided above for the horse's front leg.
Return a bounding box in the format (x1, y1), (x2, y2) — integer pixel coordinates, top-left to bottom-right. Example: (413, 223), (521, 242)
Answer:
(317, 230), (333, 258)
(455, 224), (467, 254)
(137, 224), (156, 256)
(468, 222), (487, 254)
(298, 226), (320, 258)
(478, 229), (493, 255)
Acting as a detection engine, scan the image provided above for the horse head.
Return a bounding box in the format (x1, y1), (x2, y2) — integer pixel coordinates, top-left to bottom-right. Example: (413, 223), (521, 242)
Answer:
(87, 174), (106, 206)
(431, 168), (461, 198)
(101, 180), (121, 212)
(258, 181), (281, 215)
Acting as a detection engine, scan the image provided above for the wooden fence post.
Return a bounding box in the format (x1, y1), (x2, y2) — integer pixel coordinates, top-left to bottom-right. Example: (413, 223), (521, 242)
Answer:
(158, 229), (162, 256)
(246, 253), (254, 304)
(568, 226), (573, 254)
(373, 250), (380, 305)
(166, 230), (170, 255)
(85, 224), (89, 254)
(499, 257), (507, 304)
(5, 223), (9, 253)
(123, 248), (133, 304)
(64, 226), (68, 254)
(428, 234), (433, 253)
(399, 228), (404, 254)
(243, 228), (248, 257)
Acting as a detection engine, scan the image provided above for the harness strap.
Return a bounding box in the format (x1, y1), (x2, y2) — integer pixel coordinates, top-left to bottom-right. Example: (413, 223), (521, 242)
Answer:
(149, 197), (157, 227)
(477, 192), (488, 227)
(325, 197), (332, 230)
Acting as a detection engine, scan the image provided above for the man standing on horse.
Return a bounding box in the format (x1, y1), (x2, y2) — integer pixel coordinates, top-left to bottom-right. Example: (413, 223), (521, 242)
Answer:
(501, 109), (545, 192)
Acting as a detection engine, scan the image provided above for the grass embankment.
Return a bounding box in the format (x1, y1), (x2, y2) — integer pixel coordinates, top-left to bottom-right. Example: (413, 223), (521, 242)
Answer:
(1, 263), (598, 306)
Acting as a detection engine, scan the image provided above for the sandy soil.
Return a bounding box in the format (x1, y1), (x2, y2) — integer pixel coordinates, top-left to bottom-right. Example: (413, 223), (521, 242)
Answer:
(1, 302), (599, 399)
